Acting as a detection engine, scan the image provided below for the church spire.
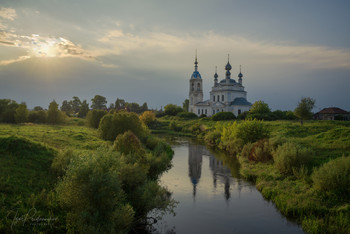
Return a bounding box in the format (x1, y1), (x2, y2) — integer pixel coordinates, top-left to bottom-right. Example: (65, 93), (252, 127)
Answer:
(214, 66), (218, 86)
(225, 54), (232, 79)
(238, 65), (243, 85)
(194, 49), (198, 72)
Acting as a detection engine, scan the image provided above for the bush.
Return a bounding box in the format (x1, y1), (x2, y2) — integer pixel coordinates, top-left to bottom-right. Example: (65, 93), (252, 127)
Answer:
(28, 110), (47, 123)
(164, 104), (183, 116)
(177, 112), (198, 119)
(51, 149), (75, 176)
(273, 142), (311, 174)
(98, 111), (145, 141)
(204, 130), (221, 146)
(140, 111), (156, 126)
(248, 139), (273, 162)
(0, 99), (18, 123)
(56, 149), (135, 233)
(86, 109), (107, 128)
(312, 156), (350, 197)
(113, 131), (144, 157)
(212, 112), (236, 121)
(169, 121), (182, 132)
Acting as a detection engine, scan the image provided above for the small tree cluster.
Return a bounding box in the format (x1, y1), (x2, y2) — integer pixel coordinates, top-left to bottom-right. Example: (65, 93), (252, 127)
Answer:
(164, 104), (183, 116)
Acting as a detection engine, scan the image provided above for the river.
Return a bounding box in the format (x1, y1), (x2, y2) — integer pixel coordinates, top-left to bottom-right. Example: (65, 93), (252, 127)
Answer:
(149, 139), (304, 234)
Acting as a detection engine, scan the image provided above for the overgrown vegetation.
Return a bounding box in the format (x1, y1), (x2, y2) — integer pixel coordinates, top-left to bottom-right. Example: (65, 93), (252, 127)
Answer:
(151, 116), (350, 233)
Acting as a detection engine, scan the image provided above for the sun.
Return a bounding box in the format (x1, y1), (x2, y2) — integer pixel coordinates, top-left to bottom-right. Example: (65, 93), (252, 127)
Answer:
(30, 38), (60, 58)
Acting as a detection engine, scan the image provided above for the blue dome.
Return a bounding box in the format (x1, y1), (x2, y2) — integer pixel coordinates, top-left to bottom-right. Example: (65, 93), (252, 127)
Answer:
(219, 79), (236, 84)
(238, 72), (243, 78)
(191, 71), (202, 79)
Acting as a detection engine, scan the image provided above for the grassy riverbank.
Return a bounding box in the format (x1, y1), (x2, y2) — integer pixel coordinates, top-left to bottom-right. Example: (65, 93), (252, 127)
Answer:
(0, 121), (174, 233)
(153, 117), (350, 233)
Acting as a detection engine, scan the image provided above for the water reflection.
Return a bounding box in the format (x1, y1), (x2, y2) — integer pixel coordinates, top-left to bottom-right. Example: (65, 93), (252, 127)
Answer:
(150, 141), (304, 234)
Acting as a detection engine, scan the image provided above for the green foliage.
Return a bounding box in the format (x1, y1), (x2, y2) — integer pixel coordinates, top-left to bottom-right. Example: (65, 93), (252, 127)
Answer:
(248, 139), (273, 162)
(204, 129), (221, 146)
(78, 100), (89, 118)
(51, 149), (75, 176)
(177, 111), (198, 119)
(0, 99), (19, 123)
(113, 130), (144, 156)
(250, 100), (271, 114)
(15, 103), (28, 123)
(28, 110), (47, 123)
(86, 109), (107, 128)
(91, 94), (107, 110)
(182, 99), (189, 112)
(56, 148), (134, 233)
(47, 100), (66, 124)
(140, 110), (156, 126)
(220, 119), (270, 155)
(273, 142), (311, 174)
(312, 156), (350, 197)
(294, 97), (316, 124)
(211, 112), (236, 121)
(99, 111), (145, 141)
(169, 120), (182, 131)
(60, 100), (72, 116)
(164, 104), (183, 116)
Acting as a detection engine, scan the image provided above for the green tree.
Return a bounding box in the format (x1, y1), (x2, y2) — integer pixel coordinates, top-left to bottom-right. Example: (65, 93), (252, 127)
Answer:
(33, 106), (43, 111)
(71, 96), (82, 114)
(250, 100), (271, 114)
(140, 111), (156, 126)
(28, 110), (47, 123)
(164, 104), (183, 116)
(47, 100), (66, 124)
(294, 97), (316, 125)
(115, 98), (126, 110)
(141, 102), (148, 112)
(99, 111), (145, 141)
(91, 95), (107, 110)
(182, 99), (189, 112)
(14, 103), (28, 123)
(86, 109), (107, 128)
(78, 100), (90, 118)
(0, 99), (19, 123)
(60, 100), (72, 116)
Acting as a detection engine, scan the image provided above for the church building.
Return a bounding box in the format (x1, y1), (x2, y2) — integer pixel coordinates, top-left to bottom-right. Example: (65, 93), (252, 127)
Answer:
(189, 55), (252, 117)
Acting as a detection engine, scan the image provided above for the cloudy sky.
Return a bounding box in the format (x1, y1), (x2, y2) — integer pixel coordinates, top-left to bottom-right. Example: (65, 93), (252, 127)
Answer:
(1, 0), (350, 111)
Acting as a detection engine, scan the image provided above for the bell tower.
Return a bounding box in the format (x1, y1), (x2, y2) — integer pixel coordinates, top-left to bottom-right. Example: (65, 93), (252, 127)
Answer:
(189, 51), (203, 113)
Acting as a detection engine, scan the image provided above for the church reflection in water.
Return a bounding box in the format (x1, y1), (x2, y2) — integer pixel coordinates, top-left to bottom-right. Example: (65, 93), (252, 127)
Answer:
(188, 143), (241, 200)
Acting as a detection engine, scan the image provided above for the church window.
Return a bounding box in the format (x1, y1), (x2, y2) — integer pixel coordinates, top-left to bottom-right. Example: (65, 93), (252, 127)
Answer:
(222, 109), (224, 112)
(222, 95), (224, 101)
(217, 95), (219, 102)
(198, 109), (200, 115)
(238, 109), (241, 115)
(213, 96), (215, 102)
(192, 83), (194, 91)
(197, 83), (200, 91)
(205, 109), (207, 114)
(201, 109), (203, 115)
(213, 110), (215, 115)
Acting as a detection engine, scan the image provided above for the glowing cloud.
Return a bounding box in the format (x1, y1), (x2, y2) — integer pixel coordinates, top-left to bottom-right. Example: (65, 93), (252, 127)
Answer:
(0, 7), (16, 21)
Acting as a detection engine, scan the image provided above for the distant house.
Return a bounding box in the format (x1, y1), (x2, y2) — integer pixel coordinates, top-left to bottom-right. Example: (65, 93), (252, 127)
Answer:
(314, 107), (350, 120)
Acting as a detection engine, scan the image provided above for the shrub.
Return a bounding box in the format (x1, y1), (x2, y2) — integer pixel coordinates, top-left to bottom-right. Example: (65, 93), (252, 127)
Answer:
(273, 142), (311, 174)
(28, 110), (47, 123)
(56, 149), (135, 233)
(212, 112), (236, 121)
(98, 111), (145, 141)
(86, 109), (107, 128)
(249, 139), (273, 162)
(51, 149), (75, 176)
(204, 130), (221, 146)
(169, 121), (182, 132)
(177, 111), (198, 119)
(240, 142), (254, 159)
(236, 119), (270, 144)
(113, 131), (144, 157)
(140, 111), (156, 126)
(164, 104), (183, 116)
(0, 99), (18, 123)
(312, 156), (350, 196)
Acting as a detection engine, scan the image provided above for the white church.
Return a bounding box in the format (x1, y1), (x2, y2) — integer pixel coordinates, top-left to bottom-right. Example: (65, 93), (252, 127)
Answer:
(189, 55), (252, 117)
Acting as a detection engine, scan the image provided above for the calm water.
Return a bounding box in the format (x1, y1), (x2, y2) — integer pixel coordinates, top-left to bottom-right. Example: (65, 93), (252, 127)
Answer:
(149, 140), (304, 234)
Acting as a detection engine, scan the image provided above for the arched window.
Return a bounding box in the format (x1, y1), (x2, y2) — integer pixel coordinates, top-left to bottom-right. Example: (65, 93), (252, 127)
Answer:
(238, 109), (241, 115)
(198, 109), (200, 115)
(222, 95), (224, 101)
(192, 83), (194, 91)
(197, 83), (200, 91)
(217, 95), (219, 102)
(205, 109), (207, 115)
(213, 96), (215, 102)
